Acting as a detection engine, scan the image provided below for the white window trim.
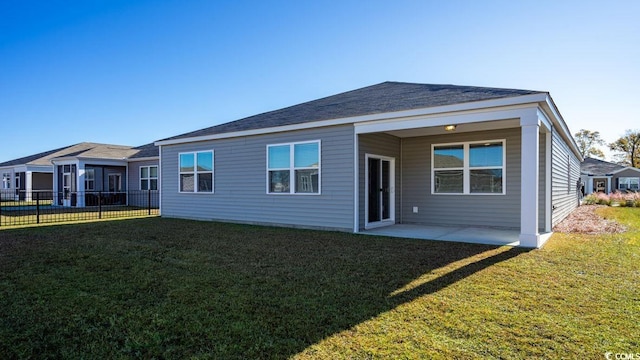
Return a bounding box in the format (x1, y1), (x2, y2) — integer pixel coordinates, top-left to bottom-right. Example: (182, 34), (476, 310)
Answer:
(431, 139), (506, 195)
(266, 140), (321, 195)
(178, 150), (214, 194)
(618, 177), (639, 191)
(140, 165), (158, 191)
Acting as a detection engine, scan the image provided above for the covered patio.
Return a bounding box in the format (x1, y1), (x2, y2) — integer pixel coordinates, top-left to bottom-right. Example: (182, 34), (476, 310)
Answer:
(349, 88), (584, 249)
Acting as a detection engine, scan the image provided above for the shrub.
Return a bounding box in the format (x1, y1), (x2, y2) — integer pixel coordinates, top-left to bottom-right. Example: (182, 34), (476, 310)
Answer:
(596, 192), (611, 206)
(610, 192), (626, 207)
(583, 191), (640, 207)
(583, 194), (597, 205)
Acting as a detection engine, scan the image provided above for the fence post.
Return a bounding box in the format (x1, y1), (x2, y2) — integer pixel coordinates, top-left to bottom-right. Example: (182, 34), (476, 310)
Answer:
(148, 190), (152, 215)
(36, 192), (40, 224)
(98, 191), (102, 219)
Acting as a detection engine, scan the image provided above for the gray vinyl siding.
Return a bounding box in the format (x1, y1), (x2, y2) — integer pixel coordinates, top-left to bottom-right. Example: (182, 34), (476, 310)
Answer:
(357, 133), (401, 229)
(160, 125), (354, 231)
(400, 128), (521, 229)
(128, 159), (159, 207)
(128, 160), (159, 191)
(551, 129), (581, 226)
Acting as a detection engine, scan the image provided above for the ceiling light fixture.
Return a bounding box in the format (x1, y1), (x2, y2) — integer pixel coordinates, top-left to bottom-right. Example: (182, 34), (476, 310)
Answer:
(444, 125), (456, 131)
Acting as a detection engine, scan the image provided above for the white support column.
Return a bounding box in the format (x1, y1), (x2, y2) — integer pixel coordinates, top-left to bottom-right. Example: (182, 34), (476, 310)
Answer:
(520, 114), (541, 248)
(52, 165), (59, 206)
(606, 177), (612, 194)
(25, 171), (33, 201)
(77, 162), (86, 207)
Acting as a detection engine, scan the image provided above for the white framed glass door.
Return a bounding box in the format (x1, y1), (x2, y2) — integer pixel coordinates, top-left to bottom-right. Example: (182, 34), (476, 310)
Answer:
(365, 154), (395, 229)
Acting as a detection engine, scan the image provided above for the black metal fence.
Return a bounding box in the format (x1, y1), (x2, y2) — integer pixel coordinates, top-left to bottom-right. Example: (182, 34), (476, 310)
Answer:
(0, 190), (159, 227)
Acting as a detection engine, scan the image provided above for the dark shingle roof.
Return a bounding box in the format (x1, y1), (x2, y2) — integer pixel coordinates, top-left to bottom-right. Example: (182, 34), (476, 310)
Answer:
(581, 157), (625, 175)
(0, 145), (76, 167)
(0, 142), (158, 167)
(0, 143), (135, 166)
(160, 81), (543, 142)
(130, 142), (159, 159)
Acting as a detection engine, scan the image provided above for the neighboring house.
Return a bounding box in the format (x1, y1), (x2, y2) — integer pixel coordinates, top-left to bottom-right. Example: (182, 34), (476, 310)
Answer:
(1, 142), (159, 206)
(580, 157), (640, 194)
(155, 82), (583, 248)
(0, 143), (97, 201)
(50, 142), (159, 207)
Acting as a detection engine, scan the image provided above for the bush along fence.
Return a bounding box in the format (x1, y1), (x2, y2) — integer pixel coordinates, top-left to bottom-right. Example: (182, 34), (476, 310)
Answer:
(583, 191), (640, 207)
(0, 190), (159, 227)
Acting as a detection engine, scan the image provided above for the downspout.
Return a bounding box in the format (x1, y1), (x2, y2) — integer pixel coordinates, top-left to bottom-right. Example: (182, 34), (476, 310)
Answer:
(158, 145), (162, 216)
(352, 131), (359, 233)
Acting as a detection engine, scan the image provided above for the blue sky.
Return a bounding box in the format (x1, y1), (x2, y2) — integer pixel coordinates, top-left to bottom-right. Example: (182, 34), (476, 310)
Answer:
(1, 0), (638, 162)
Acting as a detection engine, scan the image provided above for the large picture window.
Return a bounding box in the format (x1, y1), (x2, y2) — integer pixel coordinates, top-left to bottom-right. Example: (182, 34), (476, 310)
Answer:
(140, 166), (158, 191)
(432, 140), (505, 195)
(267, 140), (320, 194)
(619, 177), (639, 191)
(179, 151), (213, 193)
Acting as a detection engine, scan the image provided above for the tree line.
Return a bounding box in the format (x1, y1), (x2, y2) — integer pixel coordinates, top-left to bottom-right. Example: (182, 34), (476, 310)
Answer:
(575, 129), (640, 168)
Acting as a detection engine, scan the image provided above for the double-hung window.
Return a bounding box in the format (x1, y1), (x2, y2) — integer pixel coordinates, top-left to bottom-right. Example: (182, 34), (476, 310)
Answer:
(179, 151), (213, 193)
(2, 173), (11, 190)
(267, 140), (320, 194)
(140, 166), (158, 190)
(85, 169), (95, 191)
(619, 177), (639, 191)
(432, 140), (505, 194)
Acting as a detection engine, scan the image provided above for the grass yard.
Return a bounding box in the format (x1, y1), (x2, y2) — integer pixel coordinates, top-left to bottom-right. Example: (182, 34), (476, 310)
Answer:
(0, 209), (638, 359)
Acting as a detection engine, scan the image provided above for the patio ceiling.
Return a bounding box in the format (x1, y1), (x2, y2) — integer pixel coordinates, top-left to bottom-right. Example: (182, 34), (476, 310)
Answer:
(382, 118), (521, 138)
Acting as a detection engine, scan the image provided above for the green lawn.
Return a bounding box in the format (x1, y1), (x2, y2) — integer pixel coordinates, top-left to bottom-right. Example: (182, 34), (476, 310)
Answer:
(0, 209), (638, 359)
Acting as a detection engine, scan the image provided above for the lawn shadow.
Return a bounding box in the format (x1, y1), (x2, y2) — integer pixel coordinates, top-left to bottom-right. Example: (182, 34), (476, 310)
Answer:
(0, 218), (530, 358)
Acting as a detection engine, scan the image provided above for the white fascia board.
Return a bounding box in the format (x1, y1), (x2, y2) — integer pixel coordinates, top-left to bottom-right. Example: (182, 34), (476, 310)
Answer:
(24, 165), (54, 173)
(12, 165), (28, 173)
(50, 158), (78, 166)
(355, 104), (536, 134)
(75, 157), (129, 166)
(155, 93), (550, 146)
(51, 157), (127, 167)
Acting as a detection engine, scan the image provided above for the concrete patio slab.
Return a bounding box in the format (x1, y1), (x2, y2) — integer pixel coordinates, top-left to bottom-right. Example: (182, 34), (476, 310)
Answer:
(361, 224), (522, 246)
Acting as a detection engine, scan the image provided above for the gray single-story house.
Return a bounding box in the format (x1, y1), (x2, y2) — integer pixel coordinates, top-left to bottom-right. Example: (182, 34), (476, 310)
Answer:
(155, 82), (583, 248)
(1, 142), (158, 206)
(580, 157), (640, 194)
(50, 142), (159, 207)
